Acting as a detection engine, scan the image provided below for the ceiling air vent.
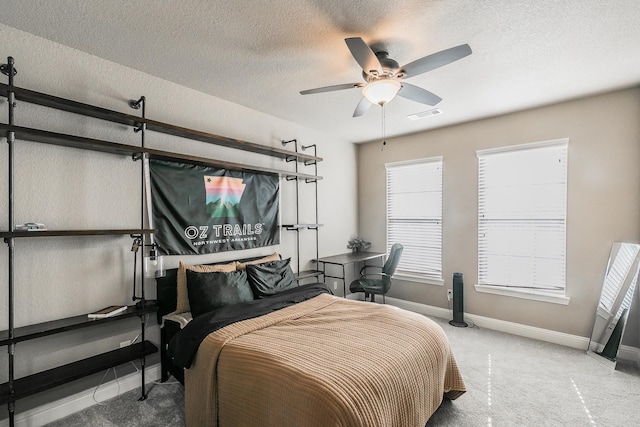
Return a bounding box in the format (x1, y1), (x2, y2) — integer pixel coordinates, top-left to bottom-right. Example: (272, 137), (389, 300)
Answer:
(406, 109), (441, 121)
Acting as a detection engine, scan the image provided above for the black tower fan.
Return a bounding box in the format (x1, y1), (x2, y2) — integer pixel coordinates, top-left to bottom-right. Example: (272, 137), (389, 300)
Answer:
(449, 272), (468, 327)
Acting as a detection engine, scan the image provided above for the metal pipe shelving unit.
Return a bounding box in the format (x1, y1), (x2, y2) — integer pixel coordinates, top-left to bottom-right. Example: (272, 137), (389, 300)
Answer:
(0, 56), (323, 425)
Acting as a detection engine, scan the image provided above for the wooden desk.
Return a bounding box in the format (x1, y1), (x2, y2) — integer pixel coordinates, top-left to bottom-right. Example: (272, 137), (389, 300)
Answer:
(316, 251), (385, 297)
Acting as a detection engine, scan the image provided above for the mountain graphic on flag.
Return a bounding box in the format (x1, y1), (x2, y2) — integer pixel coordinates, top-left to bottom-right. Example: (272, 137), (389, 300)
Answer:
(204, 176), (246, 218)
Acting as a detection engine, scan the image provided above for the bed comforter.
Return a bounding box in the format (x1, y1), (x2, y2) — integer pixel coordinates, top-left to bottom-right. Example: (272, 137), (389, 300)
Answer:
(172, 286), (465, 427)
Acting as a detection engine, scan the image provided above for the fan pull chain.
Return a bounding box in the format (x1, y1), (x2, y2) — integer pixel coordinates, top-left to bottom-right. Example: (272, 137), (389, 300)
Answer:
(381, 103), (386, 151)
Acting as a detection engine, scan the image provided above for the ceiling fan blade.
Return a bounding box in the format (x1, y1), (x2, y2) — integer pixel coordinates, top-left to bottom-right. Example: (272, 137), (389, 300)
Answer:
(397, 83), (443, 106)
(300, 83), (363, 95)
(399, 44), (472, 78)
(353, 97), (373, 117)
(345, 37), (382, 75)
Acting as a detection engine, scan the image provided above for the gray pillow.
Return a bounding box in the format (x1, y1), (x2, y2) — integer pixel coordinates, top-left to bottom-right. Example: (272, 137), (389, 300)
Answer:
(185, 269), (253, 318)
(246, 258), (298, 298)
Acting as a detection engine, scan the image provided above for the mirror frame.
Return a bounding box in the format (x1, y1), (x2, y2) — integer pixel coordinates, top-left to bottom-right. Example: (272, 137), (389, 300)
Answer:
(587, 242), (640, 368)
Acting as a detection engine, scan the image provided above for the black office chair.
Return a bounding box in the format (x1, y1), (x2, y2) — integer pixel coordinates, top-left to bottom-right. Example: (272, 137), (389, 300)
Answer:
(349, 243), (403, 303)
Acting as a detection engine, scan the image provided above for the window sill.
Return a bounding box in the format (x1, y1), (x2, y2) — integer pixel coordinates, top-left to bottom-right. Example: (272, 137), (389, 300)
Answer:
(395, 274), (444, 286)
(474, 284), (570, 305)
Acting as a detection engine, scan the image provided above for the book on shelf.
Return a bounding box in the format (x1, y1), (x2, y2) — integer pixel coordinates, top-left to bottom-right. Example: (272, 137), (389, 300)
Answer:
(15, 222), (47, 231)
(88, 305), (128, 319)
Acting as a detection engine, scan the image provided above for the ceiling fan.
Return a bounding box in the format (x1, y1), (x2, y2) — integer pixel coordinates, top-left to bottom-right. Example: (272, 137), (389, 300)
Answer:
(300, 37), (472, 117)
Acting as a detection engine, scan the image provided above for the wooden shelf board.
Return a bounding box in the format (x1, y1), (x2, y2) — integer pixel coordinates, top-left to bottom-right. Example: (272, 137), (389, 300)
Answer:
(0, 124), (322, 181)
(0, 341), (157, 405)
(0, 124), (142, 157)
(0, 229), (155, 239)
(282, 224), (323, 230)
(146, 149), (322, 181)
(144, 118), (323, 163)
(0, 83), (141, 129)
(295, 270), (323, 280)
(0, 83), (322, 164)
(0, 302), (157, 346)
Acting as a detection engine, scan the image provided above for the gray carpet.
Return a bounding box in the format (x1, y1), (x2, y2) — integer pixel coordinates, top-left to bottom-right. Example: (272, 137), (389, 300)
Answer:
(46, 315), (640, 427)
(427, 317), (640, 426)
(43, 381), (185, 427)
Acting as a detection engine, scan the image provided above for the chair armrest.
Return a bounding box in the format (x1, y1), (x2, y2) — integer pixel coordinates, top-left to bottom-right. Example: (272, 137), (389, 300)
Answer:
(359, 265), (383, 277)
(361, 273), (392, 281)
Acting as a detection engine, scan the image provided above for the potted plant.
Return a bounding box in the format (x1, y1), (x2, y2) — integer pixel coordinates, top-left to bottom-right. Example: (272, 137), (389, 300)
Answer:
(347, 237), (371, 253)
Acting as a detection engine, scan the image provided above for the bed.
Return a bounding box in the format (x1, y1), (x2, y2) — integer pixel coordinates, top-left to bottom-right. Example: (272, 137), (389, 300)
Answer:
(156, 253), (465, 426)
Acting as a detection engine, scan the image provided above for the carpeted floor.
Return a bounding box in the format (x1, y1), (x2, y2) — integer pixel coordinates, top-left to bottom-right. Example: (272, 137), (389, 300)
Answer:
(45, 315), (640, 427)
(43, 379), (185, 427)
(426, 317), (640, 426)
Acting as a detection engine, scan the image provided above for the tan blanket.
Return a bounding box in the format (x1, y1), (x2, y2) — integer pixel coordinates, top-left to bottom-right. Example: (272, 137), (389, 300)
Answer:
(185, 294), (465, 426)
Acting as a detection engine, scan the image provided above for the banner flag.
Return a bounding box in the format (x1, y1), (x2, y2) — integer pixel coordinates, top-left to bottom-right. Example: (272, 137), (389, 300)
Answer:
(149, 160), (280, 255)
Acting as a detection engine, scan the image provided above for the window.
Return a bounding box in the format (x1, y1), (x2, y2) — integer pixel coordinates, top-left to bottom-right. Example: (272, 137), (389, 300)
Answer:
(477, 139), (568, 296)
(386, 157), (443, 284)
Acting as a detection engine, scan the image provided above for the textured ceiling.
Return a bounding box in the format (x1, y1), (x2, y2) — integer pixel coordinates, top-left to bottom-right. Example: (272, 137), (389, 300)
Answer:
(1, 0), (639, 143)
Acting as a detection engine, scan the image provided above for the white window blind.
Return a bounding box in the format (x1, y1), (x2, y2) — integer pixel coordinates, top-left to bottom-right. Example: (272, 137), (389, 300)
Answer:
(477, 140), (568, 292)
(386, 158), (442, 280)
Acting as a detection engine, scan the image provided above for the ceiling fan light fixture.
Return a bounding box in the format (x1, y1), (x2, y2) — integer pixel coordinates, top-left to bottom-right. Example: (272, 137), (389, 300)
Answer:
(362, 79), (401, 105)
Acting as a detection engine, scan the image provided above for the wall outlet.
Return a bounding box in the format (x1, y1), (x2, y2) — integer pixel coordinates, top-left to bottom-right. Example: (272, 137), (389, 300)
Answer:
(447, 289), (453, 301)
(333, 281), (338, 290)
(120, 340), (132, 348)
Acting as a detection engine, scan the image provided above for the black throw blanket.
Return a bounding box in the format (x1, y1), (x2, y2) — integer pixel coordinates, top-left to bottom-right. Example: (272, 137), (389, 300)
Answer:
(168, 283), (331, 369)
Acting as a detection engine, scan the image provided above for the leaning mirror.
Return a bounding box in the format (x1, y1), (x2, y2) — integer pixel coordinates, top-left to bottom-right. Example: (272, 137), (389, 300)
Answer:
(587, 242), (640, 368)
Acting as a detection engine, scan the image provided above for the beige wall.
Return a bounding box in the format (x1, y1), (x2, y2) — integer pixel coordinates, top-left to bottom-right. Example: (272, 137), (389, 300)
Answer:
(0, 23), (357, 417)
(357, 87), (640, 339)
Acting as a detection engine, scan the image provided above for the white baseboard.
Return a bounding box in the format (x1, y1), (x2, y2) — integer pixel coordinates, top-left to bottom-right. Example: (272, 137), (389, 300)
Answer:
(347, 295), (639, 364)
(0, 364), (161, 427)
(385, 296), (591, 350)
